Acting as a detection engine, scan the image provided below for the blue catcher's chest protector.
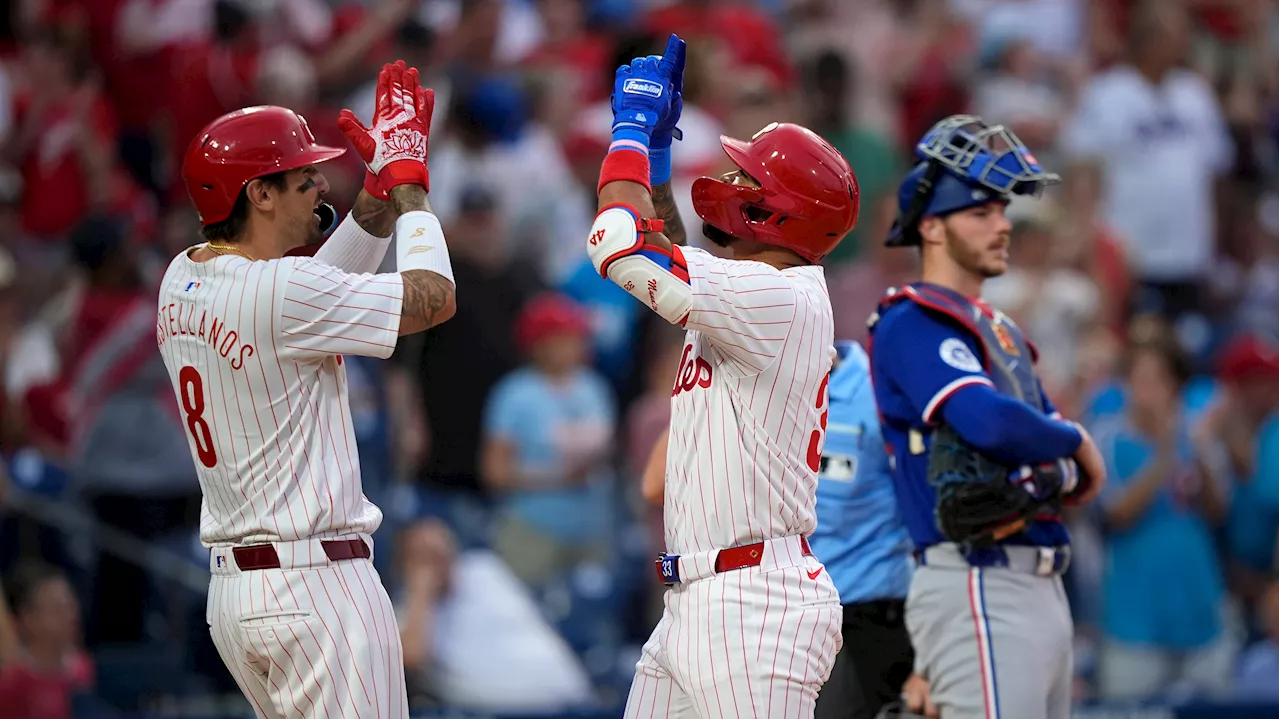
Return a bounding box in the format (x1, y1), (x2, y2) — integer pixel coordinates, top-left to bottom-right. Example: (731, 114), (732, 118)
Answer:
(876, 282), (1044, 408)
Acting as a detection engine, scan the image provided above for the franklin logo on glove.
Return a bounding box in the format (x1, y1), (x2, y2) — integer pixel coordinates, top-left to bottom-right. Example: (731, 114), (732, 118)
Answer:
(623, 78), (664, 98)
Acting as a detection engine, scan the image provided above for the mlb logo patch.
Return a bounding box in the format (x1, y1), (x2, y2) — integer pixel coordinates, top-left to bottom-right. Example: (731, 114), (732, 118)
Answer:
(215, 554), (225, 567)
(185, 281), (202, 292)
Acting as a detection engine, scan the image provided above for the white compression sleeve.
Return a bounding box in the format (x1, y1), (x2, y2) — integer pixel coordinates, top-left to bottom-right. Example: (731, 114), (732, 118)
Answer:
(314, 212), (393, 274)
(395, 211), (454, 285)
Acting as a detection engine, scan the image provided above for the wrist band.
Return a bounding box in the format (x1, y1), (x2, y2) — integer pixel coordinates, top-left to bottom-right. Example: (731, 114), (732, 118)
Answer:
(395, 211), (454, 285)
(649, 146), (672, 187)
(598, 131), (651, 193)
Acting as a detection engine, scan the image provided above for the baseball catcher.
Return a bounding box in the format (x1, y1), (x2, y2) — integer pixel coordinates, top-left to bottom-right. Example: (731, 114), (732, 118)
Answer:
(865, 115), (1107, 719)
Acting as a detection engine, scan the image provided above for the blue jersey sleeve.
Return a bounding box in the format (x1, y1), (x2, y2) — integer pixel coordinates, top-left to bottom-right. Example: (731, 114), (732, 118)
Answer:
(873, 304), (995, 423)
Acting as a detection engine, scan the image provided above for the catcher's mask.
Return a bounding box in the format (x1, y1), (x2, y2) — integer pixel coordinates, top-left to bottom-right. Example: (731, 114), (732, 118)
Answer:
(887, 114), (1059, 247)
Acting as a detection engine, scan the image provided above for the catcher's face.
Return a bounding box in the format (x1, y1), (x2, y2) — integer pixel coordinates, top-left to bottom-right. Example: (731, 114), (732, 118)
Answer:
(941, 201), (1013, 279)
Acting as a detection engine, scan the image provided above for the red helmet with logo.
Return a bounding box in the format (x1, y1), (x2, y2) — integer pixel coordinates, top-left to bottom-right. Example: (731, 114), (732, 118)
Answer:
(182, 106), (346, 226)
(691, 122), (859, 263)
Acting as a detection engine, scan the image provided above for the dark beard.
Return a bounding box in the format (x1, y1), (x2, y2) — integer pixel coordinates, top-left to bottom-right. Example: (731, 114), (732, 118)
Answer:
(944, 226), (1005, 278)
(702, 222), (736, 248)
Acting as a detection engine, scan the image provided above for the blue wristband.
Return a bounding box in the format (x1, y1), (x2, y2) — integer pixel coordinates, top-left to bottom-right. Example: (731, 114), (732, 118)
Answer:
(611, 125), (651, 154)
(649, 146), (672, 186)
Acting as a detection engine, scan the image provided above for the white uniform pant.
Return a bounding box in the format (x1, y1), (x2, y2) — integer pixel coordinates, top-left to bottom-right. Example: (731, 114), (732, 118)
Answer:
(206, 534), (409, 719)
(624, 535), (843, 719)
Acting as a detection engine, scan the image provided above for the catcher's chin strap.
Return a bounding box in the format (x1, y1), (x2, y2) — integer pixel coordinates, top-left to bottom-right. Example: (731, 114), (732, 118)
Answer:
(587, 202), (691, 326)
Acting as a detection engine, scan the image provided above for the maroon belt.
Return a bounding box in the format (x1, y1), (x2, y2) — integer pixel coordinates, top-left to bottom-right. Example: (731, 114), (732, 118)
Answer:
(232, 538), (370, 571)
(655, 536), (812, 584)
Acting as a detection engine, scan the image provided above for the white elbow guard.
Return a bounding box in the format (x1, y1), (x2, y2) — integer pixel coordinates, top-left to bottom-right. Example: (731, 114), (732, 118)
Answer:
(586, 203), (691, 325)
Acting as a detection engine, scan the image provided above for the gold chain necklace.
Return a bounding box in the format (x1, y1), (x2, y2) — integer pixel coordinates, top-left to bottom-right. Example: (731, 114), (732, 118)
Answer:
(206, 243), (256, 262)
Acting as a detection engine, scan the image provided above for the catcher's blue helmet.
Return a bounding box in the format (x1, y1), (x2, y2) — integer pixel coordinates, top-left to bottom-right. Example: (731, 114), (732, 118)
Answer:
(886, 115), (1060, 247)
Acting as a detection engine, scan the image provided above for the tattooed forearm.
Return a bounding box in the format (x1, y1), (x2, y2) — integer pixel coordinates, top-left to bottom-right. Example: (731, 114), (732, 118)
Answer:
(398, 269), (456, 335)
(651, 181), (687, 247)
(351, 189), (396, 237)
(390, 184), (433, 216)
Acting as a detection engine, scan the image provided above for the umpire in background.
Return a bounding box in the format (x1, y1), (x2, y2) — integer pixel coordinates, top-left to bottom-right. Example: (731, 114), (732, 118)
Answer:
(865, 115), (1107, 719)
(811, 340), (915, 719)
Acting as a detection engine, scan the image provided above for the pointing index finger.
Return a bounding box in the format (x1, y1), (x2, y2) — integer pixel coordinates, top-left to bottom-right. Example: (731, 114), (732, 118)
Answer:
(657, 33), (683, 76)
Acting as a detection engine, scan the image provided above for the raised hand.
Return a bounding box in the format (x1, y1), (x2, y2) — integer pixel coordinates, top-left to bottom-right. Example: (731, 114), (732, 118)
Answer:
(338, 60), (435, 193)
(611, 33), (685, 142)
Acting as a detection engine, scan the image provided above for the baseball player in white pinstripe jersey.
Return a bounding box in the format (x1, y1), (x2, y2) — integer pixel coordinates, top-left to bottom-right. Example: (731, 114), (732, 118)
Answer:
(587, 36), (862, 718)
(157, 63), (454, 717)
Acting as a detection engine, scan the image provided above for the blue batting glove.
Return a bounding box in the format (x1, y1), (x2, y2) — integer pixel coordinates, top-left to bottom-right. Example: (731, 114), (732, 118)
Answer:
(611, 56), (669, 138)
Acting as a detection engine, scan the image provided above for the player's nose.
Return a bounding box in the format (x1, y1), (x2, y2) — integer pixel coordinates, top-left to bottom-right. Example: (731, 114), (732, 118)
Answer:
(991, 204), (1013, 234)
(312, 172), (331, 196)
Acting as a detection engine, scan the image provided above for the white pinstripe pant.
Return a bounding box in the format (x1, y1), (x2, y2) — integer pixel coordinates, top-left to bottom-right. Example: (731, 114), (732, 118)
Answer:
(206, 536), (409, 719)
(624, 536), (843, 719)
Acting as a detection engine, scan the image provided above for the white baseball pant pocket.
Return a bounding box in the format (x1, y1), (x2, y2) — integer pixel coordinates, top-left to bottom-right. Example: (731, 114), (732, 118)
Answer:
(207, 553), (409, 719)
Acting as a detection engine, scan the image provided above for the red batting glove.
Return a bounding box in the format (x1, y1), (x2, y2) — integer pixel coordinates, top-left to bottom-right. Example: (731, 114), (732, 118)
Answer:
(338, 60), (435, 192)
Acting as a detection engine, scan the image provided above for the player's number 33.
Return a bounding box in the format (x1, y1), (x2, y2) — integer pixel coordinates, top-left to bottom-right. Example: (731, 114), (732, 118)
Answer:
(806, 372), (831, 473)
(179, 366), (218, 468)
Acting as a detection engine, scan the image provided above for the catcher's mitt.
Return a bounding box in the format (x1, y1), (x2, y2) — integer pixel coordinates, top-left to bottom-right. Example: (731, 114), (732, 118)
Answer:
(927, 423), (1067, 546)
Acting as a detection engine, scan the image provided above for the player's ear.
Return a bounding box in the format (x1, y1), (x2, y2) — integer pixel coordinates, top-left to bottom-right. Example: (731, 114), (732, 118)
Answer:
(244, 178), (278, 214)
(919, 217), (944, 246)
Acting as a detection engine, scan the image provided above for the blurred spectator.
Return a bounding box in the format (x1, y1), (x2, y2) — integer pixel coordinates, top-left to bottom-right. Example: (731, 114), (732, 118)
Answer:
(894, 1), (973, 149)
(1093, 326), (1233, 702)
(56, 217), (199, 646)
(801, 48), (904, 264)
(948, 0), (1085, 65)
(340, 10), (446, 144)
(398, 518), (458, 708)
(427, 76), (589, 283)
(395, 518), (595, 713)
(1061, 0), (1232, 331)
(5, 26), (115, 288)
(983, 198), (1100, 399)
(971, 31), (1065, 151)
(0, 563), (93, 719)
(519, 0), (612, 133)
(1234, 578), (1278, 702)
(163, 0), (261, 204)
(479, 293), (616, 589)
(397, 185), (543, 502)
(642, 0), (794, 92)
(426, 0), (542, 73)
(1198, 337), (1280, 608)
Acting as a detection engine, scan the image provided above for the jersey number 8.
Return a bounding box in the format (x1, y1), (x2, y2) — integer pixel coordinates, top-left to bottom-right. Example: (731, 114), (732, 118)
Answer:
(179, 366), (218, 468)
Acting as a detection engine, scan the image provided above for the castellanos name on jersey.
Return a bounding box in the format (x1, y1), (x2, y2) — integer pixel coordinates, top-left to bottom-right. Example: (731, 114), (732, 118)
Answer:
(809, 341), (914, 605)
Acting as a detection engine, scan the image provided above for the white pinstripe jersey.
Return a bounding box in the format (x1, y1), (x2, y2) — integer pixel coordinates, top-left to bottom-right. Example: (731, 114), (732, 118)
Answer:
(664, 247), (836, 555)
(156, 248), (404, 546)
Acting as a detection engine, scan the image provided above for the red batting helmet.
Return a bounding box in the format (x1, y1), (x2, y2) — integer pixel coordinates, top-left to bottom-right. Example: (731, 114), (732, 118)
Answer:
(182, 106), (346, 226)
(691, 122), (859, 263)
